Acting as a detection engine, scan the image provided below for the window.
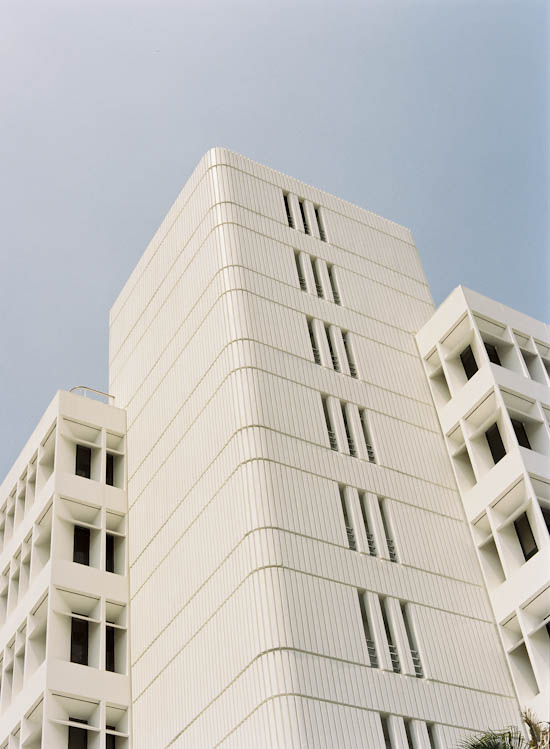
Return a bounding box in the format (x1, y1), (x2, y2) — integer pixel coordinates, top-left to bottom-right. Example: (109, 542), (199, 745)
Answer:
(294, 251), (307, 291)
(514, 513), (538, 561)
(404, 721), (415, 749)
(325, 325), (340, 372)
(311, 261), (324, 298)
(540, 504), (550, 535)
(378, 498), (397, 562)
(359, 410), (376, 463)
(314, 206), (327, 241)
(360, 496), (377, 555)
(298, 199), (310, 235)
(341, 403), (357, 456)
(340, 487), (356, 550)
(106, 626), (115, 672)
(73, 526), (90, 566)
(342, 331), (357, 377)
(427, 724), (438, 749)
(106, 534), (116, 573)
(401, 602), (423, 677)
(283, 193), (294, 228)
(68, 721), (88, 749)
(106, 730), (116, 749)
(511, 419), (531, 450)
(106, 454), (115, 486)
(460, 345), (478, 380)
(70, 617), (89, 666)
(307, 319), (321, 364)
(485, 423), (506, 464)
(358, 592), (378, 667)
(485, 341), (501, 366)
(327, 264), (341, 305)
(75, 446), (91, 479)
(381, 716), (393, 749)
(322, 397), (338, 450)
(380, 600), (400, 673)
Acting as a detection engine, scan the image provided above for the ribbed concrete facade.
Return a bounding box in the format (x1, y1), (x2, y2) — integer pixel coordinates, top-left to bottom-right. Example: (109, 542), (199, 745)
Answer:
(109, 148), (522, 747)
(0, 390), (130, 748)
(417, 286), (550, 722)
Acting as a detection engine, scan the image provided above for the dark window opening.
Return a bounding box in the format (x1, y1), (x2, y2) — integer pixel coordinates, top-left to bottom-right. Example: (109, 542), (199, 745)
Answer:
(340, 488), (356, 551)
(485, 423), (506, 465)
(298, 199), (310, 235)
(68, 721), (88, 749)
(106, 625), (115, 672)
(484, 342), (501, 366)
(514, 513), (538, 561)
(325, 326), (340, 372)
(341, 403), (356, 457)
(314, 206), (327, 241)
(307, 319), (321, 365)
(327, 264), (341, 305)
(381, 716), (392, 749)
(380, 600), (400, 673)
(342, 332), (357, 377)
(460, 345), (478, 380)
(70, 617), (89, 665)
(311, 260), (324, 298)
(73, 526), (90, 566)
(106, 732), (116, 749)
(404, 721), (414, 749)
(106, 453), (115, 486)
(358, 591), (378, 668)
(511, 419), (531, 450)
(75, 445), (91, 479)
(322, 396), (337, 451)
(283, 193), (294, 228)
(106, 534), (116, 573)
(427, 724), (438, 749)
(540, 505), (550, 535)
(294, 251), (307, 290)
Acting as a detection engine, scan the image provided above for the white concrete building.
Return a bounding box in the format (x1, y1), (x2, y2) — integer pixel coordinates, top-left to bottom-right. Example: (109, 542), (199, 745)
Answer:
(107, 148), (523, 747)
(0, 390), (130, 749)
(417, 286), (550, 721)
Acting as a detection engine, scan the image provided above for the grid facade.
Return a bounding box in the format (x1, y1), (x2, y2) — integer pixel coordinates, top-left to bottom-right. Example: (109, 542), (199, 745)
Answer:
(0, 391), (130, 748)
(417, 286), (550, 721)
(109, 148), (522, 747)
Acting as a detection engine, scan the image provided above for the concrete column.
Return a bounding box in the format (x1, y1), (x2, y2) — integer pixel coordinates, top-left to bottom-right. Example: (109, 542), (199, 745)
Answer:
(314, 257), (334, 303)
(312, 319), (332, 369)
(287, 193), (303, 232)
(329, 325), (350, 376)
(364, 492), (389, 560)
(344, 486), (369, 554)
(327, 396), (348, 454)
(299, 252), (316, 296)
(388, 714), (409, 748)
(385, 597), (415, 677)
(410, 719), (432, 749)
(365, 591), (392, 671)
(303, 199), (320, 240)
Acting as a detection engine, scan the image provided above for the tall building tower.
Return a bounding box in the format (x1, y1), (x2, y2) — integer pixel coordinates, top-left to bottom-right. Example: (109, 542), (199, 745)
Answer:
(417, 286), (550, 721)
(0, 390), (130, 748)
(109, 148), (522, 747)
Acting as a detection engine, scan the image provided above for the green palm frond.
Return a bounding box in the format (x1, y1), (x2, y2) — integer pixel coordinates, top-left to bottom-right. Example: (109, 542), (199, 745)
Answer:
(458, 727), (528, 748)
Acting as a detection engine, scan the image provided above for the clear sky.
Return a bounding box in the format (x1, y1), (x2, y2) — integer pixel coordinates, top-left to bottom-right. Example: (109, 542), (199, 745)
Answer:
(0, 0), (548, 479)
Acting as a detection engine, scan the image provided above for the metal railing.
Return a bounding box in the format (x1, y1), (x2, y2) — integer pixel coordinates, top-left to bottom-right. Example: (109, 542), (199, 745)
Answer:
(386, 537), (398, 563)
(366, 639), (378, 668)
(69, 386), (115, 405)
(366, 533), (377, 556)
(327, 429), (338, 451)
(366, 443), (376, 463)
(346, 526), (357, 551)
(411, 649), (423, 678)
(388, 644), (401, 673)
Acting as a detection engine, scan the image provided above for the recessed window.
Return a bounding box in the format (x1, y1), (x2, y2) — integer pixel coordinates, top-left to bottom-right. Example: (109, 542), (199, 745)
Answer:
(73, 526), (90, 566)
(283, 193), (294, 228)
(106, 534), (116, 573)
(70, 617), (89, 666)
(298, 199), (310, 235)
(511, 419), (531, 450)
(460, 345), (478, 380)
(106, 454), (115, 486)
(314, 206), (327, 241)
(514, 513), (538, 561)
(540, 504), (550, 535)
(485, 423), (506, 465)
(106, 625), (115, 672)
(75, 446), (91, 479)
(106, 730), (116, 749)
(68, 721), (88, 749)
(484, 341), (502, 366)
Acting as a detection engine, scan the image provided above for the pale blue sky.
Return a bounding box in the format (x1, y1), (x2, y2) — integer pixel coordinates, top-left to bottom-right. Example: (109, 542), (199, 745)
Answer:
(0, 0), (547, 478)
